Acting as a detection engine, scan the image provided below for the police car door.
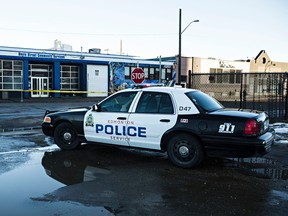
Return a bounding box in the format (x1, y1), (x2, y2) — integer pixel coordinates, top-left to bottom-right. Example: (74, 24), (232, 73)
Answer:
(127, 92), (177, 150)
(84, 91), (137, 146)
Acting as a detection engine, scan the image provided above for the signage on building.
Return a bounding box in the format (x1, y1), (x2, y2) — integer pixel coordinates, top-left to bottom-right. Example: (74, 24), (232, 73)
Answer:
(219, 61), (235, 68)
(18, 52), (65, 59)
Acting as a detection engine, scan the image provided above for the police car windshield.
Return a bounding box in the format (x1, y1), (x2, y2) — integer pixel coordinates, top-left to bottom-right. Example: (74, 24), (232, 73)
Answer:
(186, 91), (224, 112)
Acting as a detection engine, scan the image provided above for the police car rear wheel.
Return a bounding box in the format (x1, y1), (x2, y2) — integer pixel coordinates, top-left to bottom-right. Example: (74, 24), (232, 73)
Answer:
(167, 134), (204, 168)
(54, 122), (80, 150)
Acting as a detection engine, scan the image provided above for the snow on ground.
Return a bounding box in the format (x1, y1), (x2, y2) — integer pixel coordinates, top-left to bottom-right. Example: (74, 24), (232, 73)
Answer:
(271, 123), (288, 145)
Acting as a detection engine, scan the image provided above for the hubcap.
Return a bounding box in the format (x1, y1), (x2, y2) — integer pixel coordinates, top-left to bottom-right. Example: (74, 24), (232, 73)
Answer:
(63, 132), (72, 141)
(179, 146), (189, 157)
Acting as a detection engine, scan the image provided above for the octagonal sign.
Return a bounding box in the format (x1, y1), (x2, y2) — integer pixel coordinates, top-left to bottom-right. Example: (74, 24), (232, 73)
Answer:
(131, 68), (145, 84)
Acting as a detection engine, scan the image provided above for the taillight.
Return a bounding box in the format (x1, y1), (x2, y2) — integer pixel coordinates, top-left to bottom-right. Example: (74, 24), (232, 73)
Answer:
(244, 119), (260, 135)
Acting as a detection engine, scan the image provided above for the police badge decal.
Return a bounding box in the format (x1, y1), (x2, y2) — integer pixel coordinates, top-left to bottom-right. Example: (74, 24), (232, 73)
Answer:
(85, 114), (94, 127)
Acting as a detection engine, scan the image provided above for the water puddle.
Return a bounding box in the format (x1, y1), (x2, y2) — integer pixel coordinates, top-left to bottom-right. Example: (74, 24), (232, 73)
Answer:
(225, 157), (288, 180)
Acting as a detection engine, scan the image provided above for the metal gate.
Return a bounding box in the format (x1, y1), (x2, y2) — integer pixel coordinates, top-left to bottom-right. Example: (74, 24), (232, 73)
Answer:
(189, 72), (288, 122)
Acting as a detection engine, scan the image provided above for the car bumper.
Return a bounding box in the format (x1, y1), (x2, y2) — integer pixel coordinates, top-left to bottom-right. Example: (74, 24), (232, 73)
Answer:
(42, 122), (54, 136)
(204, 129), (275, 157)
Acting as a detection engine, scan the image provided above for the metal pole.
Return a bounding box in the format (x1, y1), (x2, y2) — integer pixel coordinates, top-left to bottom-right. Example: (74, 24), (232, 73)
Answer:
(178, 8), (182, 85)
(188, 70), (192, 88)
(159, 55), (162, 83)
(21, 82), (23, 102)
(191, 57), (194, 88)
(178, 9), (199, 85)
(285, 73), (288, 120)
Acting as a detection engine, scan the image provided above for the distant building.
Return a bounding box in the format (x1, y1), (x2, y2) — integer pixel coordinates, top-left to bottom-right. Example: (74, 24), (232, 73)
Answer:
(250, 50), (288, 72)
(163, 50), (288, 86)
(168, 50), (288, 100)
(54, 39), (72, 51)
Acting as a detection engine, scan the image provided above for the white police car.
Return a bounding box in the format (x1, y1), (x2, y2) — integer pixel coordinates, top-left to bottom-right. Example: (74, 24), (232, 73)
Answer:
(42, 86), (275, 168)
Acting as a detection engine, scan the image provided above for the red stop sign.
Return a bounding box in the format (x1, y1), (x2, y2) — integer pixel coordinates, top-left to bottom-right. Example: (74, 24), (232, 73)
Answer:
(131, 68), (145, 84)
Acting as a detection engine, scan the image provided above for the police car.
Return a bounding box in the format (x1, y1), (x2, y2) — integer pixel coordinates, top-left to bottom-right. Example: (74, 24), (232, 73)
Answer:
(42, 86), (275, 168)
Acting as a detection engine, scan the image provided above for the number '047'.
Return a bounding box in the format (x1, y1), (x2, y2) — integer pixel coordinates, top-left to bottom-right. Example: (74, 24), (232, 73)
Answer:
(179, 106), (191, 111)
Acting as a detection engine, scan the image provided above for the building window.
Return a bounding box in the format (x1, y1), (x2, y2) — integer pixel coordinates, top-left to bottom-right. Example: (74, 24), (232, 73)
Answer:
(125, 67), (130, 79)
(0, 60), (23, 90)
(229, 69), (242, 84)
(60, 65), (79, 90)
(149, 68), (155, 80)
(144, 67), (149, 78)
(154, 68), (160, 80)
(210, 68), (242, 84)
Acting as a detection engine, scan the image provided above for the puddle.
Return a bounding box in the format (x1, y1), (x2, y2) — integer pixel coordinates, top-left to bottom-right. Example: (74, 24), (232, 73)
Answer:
(225, 157), (288, 180)
(0, 151), (112, 216)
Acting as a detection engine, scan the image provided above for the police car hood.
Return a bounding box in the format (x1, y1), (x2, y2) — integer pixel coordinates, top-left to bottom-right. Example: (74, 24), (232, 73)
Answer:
(46, 106), (90, 115)
(209, 108), (266, 119)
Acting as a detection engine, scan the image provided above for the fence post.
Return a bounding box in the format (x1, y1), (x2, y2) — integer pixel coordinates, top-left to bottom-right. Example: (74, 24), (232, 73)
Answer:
(239, 73), (243, 109)
(285, 73), (288, 120)
(188, 70), (192, 88)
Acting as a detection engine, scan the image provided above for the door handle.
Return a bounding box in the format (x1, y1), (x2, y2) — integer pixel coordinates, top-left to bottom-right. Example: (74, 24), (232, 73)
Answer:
(117, 117), (127, 120)
(160, 119), (170, 122)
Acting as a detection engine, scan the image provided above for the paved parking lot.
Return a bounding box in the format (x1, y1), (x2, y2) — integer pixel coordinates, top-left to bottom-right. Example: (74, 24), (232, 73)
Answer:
(0, 97), (101, 131)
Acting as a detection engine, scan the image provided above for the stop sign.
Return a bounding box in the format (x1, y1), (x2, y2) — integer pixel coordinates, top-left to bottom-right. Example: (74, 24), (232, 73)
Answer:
(131, 68), (145, 84)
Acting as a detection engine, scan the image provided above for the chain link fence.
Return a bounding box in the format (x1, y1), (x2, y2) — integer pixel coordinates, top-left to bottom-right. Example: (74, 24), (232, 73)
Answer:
(188, 72), (288, 122)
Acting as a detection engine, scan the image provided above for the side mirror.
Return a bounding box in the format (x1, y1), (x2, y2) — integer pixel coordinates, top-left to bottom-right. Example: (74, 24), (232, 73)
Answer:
(92, 104), (99, 112)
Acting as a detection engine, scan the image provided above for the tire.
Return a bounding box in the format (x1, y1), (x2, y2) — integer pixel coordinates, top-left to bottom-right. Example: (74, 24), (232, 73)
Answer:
(54, 122), (80, 150)
(167, 133), (204, 168)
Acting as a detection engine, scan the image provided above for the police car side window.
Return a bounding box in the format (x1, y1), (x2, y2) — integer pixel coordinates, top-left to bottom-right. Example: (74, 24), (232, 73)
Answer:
(186, 91), (223, 112)
(100, 92), (137, 112)
(136, 92), (173, 114)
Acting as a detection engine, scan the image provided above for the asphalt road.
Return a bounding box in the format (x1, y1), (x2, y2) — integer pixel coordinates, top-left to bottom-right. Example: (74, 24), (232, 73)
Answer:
(0, 97), (99, 131)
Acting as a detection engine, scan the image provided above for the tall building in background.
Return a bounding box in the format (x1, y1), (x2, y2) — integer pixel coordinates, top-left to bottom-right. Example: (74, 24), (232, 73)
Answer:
(54, 39), (72, 51)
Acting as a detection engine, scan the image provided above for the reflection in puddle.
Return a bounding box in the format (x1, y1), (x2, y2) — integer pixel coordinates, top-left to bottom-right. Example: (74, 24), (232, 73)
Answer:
(225, 157), (288, 180)
(38, 146), (288, 215)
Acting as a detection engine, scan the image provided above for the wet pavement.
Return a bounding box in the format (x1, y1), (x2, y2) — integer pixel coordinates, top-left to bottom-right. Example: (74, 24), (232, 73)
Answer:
(0, 97), (99, 131)
(0, 98), (288, 215)
(0, 131), (288, 216)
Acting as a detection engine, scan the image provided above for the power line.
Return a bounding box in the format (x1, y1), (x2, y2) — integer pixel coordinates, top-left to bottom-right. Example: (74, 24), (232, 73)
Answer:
(0, 27), (176, 37)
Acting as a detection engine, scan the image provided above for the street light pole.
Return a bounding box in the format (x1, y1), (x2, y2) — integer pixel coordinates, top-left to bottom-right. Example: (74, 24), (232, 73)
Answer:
(178, 8), (182, 84)
(178, 8), (199, 84)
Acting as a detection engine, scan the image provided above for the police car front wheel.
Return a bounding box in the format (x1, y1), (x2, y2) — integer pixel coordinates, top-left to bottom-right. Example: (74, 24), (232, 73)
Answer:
(167, 134), (204, 168)
(54, 122), (80, 150)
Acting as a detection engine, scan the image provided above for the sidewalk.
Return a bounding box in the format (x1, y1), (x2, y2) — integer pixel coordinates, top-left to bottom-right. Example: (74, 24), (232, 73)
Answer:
(0, 97), (103, 131)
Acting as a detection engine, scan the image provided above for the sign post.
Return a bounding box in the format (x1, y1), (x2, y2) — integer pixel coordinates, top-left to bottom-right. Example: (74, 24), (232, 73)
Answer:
(131, 68), (145, 84)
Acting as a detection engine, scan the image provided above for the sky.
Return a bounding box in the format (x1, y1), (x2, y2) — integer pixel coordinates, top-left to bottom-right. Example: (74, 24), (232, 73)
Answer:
(0, 0), (288, 62)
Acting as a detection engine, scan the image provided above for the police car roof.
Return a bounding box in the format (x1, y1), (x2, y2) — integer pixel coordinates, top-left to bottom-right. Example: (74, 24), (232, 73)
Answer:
(129, 86), (197, 93)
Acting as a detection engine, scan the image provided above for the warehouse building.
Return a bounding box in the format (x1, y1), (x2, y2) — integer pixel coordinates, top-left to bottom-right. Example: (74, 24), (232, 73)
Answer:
(0, 46), (174, 99)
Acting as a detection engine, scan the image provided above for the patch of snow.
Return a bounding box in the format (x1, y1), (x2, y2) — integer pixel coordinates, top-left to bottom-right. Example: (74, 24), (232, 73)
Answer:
(271, 123), (288, 146)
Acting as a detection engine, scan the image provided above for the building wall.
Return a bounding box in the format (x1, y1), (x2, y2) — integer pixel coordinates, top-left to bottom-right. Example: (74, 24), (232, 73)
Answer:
(0, 46), (173, 99)
(178, 50), (288, 84)
(200, 58), (250, 73)
(250, 50), (288, 72)
(179, 56), (250, 76)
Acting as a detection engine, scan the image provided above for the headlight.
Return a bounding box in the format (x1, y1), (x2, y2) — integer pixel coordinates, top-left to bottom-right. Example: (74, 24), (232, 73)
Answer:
(43, 116), (51, 123)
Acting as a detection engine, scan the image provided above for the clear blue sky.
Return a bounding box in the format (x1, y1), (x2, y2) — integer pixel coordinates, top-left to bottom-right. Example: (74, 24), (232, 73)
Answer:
(1, 0), (287, 61)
